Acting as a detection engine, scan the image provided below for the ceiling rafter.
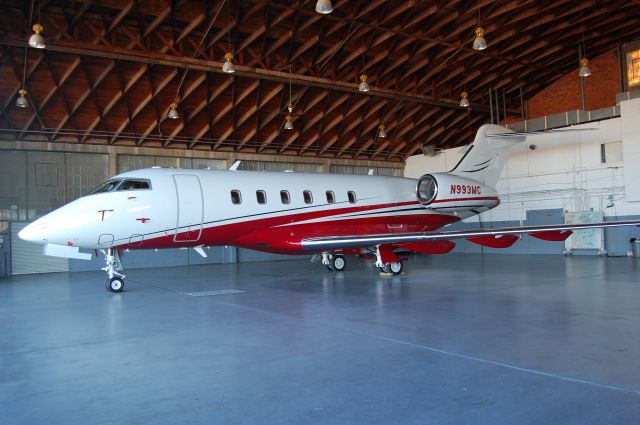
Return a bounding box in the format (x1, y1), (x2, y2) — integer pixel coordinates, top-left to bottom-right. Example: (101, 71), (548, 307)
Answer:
(0, 0), (638, 161)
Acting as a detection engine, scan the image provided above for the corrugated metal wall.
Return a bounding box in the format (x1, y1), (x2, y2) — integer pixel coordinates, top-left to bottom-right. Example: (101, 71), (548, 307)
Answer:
(329, 164), (401, 176)
(0, 151), (108, 226)
(2, 151), (108, 275)
(237, 160), (322, 173)
(117, 155), (226, 173)
(11, 222), (69, 274)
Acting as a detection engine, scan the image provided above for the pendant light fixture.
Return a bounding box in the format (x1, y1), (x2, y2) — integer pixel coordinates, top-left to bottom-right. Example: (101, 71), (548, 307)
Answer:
(28, 1), (46, 49)
(16, 88), (29, 108)
(358, 39), (370, 92)
(472, 0), (487, 51)
(284, 115), (294, 130)
(459, 91), (470, 108)
(168, 103), (179, 119)
(29, 23), (46, 49)
(284, 64), (294, 130)
(315, 0), (333, 14)
(223, 0), (236, 73)
(16, 49), (29, 108)
(578, 13), (591, 78)
(359, 74), (370, 92)
(579, 58), (591, 77)
(377, 125), (387, 138)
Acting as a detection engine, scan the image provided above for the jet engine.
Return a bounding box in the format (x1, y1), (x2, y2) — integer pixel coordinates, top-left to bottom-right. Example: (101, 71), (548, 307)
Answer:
(415, 173), (500, 214)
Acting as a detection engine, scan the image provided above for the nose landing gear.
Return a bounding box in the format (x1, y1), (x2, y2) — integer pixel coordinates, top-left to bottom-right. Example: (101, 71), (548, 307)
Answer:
(102, 248), (125, 292)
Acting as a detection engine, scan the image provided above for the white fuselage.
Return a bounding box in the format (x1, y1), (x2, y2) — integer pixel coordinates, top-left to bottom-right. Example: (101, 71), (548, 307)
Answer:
(19, 168), (499, 254)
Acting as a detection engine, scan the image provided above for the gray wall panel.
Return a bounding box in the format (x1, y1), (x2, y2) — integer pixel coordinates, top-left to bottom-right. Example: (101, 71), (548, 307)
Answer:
(11, 222), (69, 274)
(65, 153), (109, 200)
(237, 248), (304, 263)
(449, 209), (565, 255)
(0, 151), (27, 230)
(605, 215), (640, 256)
(26, 151), (66, 220)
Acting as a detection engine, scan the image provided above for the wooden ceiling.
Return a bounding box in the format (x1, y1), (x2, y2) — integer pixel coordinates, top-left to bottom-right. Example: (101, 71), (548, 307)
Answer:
(0, 0), (638, 161)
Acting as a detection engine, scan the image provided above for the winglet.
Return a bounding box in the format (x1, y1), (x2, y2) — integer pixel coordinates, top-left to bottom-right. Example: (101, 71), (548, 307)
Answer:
(228, 160), (241, 171)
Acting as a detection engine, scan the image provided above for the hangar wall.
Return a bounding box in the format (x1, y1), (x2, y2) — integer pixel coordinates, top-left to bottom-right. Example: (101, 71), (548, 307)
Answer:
(405, 97), (640, 256)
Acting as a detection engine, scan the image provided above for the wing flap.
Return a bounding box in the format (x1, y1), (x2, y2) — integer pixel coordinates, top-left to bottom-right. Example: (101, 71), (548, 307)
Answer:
(301, 220), (640, 251)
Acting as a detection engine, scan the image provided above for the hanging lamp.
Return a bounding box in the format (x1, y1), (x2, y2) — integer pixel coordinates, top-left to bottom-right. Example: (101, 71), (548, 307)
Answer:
(459, 91), (470, 108)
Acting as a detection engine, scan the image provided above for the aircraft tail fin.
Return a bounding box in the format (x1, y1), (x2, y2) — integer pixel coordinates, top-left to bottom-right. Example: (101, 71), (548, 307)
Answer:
(449, 124), (524, 188)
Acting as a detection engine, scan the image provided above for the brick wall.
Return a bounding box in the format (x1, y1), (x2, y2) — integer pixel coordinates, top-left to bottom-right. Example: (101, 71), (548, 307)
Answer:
(528, 50), (621, 119)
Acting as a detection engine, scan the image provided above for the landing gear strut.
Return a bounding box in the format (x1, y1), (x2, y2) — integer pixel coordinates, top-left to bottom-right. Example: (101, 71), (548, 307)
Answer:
(102, 248), (125, 292)
(373, 245), (403, 276)
(321, 252), (346, 271)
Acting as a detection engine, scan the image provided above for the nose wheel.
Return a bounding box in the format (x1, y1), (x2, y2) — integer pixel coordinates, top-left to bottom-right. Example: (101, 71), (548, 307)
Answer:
(102, 248), (125, 292)
(106, 276), (125, 292)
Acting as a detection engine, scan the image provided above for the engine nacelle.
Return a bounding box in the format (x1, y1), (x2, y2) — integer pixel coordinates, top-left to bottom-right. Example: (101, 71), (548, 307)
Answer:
(416, 173), (500, 214)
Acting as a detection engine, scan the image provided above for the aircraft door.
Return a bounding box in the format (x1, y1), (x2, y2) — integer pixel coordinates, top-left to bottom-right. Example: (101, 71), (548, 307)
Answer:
(173, 174), (204, 242)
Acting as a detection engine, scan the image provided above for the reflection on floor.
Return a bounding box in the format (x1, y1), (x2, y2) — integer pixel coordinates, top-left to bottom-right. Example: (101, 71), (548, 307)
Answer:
(1, 254), (640, 424)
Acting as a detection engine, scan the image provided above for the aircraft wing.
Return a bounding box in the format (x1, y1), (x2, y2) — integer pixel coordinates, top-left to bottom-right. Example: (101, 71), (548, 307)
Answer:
(301, 220), (640, 251)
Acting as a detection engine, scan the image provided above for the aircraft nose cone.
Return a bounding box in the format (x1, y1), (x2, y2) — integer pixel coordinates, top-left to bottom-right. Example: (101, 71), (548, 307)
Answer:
(18, 220), (48, 243)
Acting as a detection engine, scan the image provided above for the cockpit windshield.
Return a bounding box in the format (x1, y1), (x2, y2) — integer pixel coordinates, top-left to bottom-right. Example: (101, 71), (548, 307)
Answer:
(85, 178), (151, 196)
(86, 179), (122, 195)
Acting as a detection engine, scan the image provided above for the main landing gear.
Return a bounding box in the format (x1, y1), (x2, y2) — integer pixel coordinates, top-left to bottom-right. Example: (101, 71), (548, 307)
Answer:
(373, 245), (403, 276)
(102, 248), (125, 292)
(321, 252), (346, 271)
(320, 247), (404, 275)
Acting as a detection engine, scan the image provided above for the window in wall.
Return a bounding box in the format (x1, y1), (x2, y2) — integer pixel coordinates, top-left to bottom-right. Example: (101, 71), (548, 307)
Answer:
(303, 190), (313, 204)
(256, 190), (267, 204)
(280, 190), (290, 204)
(348, 191), (357, 204)
(627, 49), (640, 89)
(231, 190), (242, 204)
(326, 191), (335, 204)
(601, 141), (623, 164)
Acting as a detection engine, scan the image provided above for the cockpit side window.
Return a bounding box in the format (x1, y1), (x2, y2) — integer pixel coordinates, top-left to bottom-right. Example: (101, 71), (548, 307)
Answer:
(117, 179), (151, 191)
(86, 179), (122, 195)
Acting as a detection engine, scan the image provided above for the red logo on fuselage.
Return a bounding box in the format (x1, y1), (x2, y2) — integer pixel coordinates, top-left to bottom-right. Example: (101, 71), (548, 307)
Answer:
(450, 184), (481, 195)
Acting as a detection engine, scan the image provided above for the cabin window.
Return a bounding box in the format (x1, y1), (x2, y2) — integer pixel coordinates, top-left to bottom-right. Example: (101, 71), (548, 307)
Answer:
(326, 191), (335, 204)
(256, 190), (267, 204)
(303, 190), (313, 204)
(280, 190), (290, 204)
(86, 179), (122, 195)
(231, 190), (242, 204)
(348, 191), (357, 204)
(116, 179), (151, 191)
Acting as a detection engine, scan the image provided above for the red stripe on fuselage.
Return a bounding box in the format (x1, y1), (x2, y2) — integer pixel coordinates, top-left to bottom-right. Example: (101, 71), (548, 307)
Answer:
(114, 201), (460, 253)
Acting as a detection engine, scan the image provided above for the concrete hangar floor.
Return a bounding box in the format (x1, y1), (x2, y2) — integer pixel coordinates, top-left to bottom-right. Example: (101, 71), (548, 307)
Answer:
(1, 254), (639, 424)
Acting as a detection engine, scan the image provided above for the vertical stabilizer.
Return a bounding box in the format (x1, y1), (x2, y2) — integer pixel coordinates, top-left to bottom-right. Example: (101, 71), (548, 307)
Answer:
(449, 124), (524, 187)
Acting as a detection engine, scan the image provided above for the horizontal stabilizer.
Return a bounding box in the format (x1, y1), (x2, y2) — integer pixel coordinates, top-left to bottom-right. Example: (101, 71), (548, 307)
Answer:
(486, 128), (597, 139)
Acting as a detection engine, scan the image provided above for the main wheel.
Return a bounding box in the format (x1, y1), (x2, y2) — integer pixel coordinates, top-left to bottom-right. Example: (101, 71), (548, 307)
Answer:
(332, 254), (346, 272)
(106, 277), (125, 293)
(389, 261), (403, 275)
